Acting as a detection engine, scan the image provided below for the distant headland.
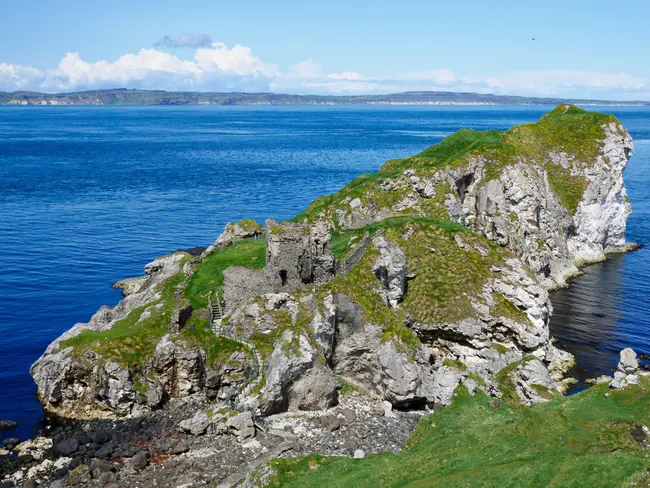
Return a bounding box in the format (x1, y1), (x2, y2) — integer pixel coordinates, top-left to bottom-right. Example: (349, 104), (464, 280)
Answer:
(1, 89), (649, 106)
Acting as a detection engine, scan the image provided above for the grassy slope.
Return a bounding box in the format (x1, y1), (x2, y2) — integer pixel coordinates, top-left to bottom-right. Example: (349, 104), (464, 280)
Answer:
(184, 238), (266, 310)
(296, 105), (618, 225)
(59, 239), (266, 370)
(323, 217), (530, 354)
(269, 378), (650, 487)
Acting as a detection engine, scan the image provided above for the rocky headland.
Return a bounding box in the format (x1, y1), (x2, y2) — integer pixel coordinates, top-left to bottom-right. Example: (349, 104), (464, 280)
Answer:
(1, 105), (642, 487)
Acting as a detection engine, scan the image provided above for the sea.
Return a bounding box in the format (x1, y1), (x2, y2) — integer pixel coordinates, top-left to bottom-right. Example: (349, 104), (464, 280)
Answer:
(0, 105), (648, 442)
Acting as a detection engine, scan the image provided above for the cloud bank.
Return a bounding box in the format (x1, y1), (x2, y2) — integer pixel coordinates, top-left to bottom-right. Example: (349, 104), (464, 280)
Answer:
(154, 33), (213, 49)
(1, 41), (649, 100)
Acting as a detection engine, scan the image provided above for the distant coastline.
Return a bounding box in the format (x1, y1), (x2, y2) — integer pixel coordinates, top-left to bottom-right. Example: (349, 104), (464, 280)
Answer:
(1, 88), (648, 106)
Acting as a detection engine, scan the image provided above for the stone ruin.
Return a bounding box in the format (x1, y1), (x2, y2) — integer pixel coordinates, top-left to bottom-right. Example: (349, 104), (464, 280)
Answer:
(222, 219), (335, 310)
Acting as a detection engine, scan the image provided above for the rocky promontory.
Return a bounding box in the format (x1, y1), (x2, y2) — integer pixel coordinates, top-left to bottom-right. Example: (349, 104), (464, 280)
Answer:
(5, 105), (637, 486)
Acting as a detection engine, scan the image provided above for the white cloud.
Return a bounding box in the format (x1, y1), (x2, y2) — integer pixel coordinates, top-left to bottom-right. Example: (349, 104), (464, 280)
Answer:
(0, 43), (278, 93)
(194, 43), (276, 78)
(154, 33), (213, 49)
(328, 71), (366, 81)
(0, 63), (45, 91)
(1, 43), (649, 100)
(288, 58), (321, 79)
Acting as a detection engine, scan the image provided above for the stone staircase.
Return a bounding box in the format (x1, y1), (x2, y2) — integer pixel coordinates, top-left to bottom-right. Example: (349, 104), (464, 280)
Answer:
(209, 291), (224, 326)
(209, 291), (264, 424)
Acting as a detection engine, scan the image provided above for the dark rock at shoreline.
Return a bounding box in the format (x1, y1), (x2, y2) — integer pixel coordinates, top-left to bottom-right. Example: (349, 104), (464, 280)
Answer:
(178, 246), (207, 257)
(0, 421), (18, 431)
(1, 439), (19, 451)
(55, 438), (79, 456)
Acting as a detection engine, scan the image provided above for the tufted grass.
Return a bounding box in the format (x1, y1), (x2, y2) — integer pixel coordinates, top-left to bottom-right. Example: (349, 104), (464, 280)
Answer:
(184, 238), (266, 310)
(267, 377), (650, 487)
(328, 216), (467, 261)
(295, 105), (619, 225)
(58, 261), (189, 368)
(324, 218), (530, 356)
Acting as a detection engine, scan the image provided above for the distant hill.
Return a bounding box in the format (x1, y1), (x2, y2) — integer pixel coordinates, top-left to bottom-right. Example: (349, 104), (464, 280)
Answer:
(0, 88), (648, 106)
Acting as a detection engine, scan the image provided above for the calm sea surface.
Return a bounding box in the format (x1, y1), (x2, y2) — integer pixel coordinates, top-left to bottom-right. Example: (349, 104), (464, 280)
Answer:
(0, 105), (648, 441)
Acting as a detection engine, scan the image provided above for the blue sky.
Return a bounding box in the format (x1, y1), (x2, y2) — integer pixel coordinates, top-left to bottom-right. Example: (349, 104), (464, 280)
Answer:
(1, 0), (649, 99)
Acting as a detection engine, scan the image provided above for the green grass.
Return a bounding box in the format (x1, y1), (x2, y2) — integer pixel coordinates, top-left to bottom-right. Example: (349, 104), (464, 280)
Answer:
(491, 343), (510, 355)
(323, 218), (528, 358)
(184, 238), (266, 310)
(336, 377), (359, 396)
(494, 355), (537, 405)
(380, 129), (516, 174)
(442, 359), (467, 372)
(266, 377), (650, 487)
(180, 316), (248, 368)
(493, 292), (532, 326)
(58, 266), (187, 368)
(295, 105), (619, 225)
(328, 217), (467, 261)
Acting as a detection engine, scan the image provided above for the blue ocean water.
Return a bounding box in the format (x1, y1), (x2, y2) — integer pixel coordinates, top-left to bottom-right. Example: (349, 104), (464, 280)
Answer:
(0, 105), (648, 441)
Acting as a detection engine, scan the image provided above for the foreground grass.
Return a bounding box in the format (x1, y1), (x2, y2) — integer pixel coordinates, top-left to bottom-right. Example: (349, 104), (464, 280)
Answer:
(269, 378), (650, 487)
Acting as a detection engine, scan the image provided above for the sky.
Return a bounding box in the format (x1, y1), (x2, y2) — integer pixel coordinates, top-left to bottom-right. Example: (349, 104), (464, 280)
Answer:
(1, 0), (650, 100)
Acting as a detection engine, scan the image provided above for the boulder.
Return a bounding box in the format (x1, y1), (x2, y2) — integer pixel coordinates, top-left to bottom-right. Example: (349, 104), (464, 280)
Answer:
(260, 329), (337, 414)
(170, 441), (190, 455)
(179, 411), (212, 436)
(611, 348), (639, 389)
(54, 437), (79, 456)
(226, 412), (255, 442)
(128, 451), (149, 471)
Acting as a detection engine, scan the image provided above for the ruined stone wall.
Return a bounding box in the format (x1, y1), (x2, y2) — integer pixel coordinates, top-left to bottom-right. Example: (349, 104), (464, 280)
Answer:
(222, 267), (269, 311)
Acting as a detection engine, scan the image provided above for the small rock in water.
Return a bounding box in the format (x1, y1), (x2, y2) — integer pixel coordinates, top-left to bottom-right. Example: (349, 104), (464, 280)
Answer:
(0, 420), (18, 430)
(2, 438), (20, 450)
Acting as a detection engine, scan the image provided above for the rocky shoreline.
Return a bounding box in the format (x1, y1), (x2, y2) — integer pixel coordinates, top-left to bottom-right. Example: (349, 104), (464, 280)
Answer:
(1, 105), (638, 487)
(1, 347), (643, 487)
(1, 391), (423, 487)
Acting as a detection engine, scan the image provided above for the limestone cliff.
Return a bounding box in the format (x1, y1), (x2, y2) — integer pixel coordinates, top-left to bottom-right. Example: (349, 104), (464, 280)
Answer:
(31, 105), (631, 419)
(296, 105), (633, 288)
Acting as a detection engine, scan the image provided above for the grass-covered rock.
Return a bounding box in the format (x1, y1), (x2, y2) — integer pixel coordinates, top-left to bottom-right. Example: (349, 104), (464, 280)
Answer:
(29, 106), (626, 427)
(31, 239), (266, 419)
(296, 105), (633, 288)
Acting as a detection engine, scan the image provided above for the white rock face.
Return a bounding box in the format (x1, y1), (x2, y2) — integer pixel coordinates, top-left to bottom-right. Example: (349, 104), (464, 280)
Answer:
(317, 118), (633, 289)
(260, 329), (337, 414)
(568, 123), (633, 263)
(371, 236), (407, 308)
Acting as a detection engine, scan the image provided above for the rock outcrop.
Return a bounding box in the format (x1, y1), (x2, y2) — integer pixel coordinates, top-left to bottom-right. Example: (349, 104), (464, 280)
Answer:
(30, 252), (254, 419)
(31, 105), (631, 422)
(610, 348), (639, 389)
(297, 105), (633, 289)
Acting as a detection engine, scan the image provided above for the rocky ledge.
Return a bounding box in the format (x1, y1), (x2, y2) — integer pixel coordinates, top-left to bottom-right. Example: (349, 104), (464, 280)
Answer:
(8, 105), (635, 487)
